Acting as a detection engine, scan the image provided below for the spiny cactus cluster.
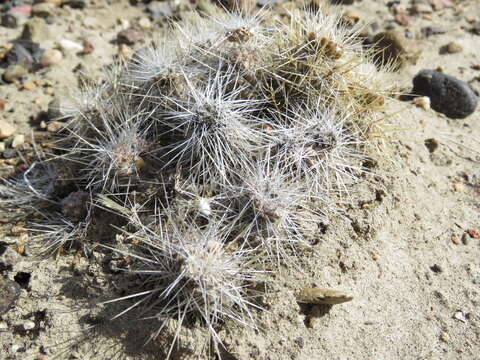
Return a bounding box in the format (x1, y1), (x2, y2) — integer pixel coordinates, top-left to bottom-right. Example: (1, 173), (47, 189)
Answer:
(0, 5), (391, 357)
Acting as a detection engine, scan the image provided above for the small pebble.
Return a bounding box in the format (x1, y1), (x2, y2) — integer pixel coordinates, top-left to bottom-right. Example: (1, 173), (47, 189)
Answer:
(0, 322), (8, 331)
(58, 39), (83, 52)
(451, 235), (461, 245)
(466, 229), (480, 238)
(296, 287), (354, 305)
(137, 17), (152, 30)
(424, 138), (438, 153)
(22, 320), (36, 331)
(445, 41), (463, 54)
(62, 0), (88, 9)
(0, 142), (5, 152)
(80, 40), (94, 55)
(0, 119), (16, 139)
(430, 264), (443, 273)
(117, 28), (145, 45)
(2, 64), (27, 83)
(461, 233), (469, 245)
(21, 80), (36, 91)
(12, 134), (25, 148)
(40, 49), (63, 67)
(412, 96), (430, 110)
(412, 70), (478, 119)
(0, 277), (21, 315)
(32, 3), (55, 18)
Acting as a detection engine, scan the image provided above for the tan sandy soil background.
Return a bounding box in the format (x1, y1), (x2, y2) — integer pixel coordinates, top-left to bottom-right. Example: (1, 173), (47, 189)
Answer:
(0, 0), (479, 359)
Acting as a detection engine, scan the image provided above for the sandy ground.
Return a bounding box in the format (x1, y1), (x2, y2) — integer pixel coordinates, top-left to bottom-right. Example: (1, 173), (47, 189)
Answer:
(0, 0), (479, 359)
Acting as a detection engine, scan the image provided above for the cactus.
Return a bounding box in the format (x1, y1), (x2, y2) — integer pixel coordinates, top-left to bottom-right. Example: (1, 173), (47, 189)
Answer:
(0, 5), (392, 358)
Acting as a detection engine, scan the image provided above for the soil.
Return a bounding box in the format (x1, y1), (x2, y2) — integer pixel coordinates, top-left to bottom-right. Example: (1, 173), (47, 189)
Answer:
(0, 0), (479, 359)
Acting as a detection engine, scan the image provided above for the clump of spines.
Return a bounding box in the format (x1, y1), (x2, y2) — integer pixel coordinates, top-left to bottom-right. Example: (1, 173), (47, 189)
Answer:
(0, 5), (392, 358)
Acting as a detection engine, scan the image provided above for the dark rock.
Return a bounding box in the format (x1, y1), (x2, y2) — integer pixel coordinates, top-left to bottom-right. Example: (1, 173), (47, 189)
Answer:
(62, 0), (88, 9)
(469, 22), (480, 36)
(424, 138), (438, 153)
(430, 264), (443, 273)
(1, 13), (20, 29)
(61, 190), (90, 221)
(4, 43), (34, 70)
(0, 277), (21, 315)
(412, 70), (478, 119)
(117, 28), (145, 45)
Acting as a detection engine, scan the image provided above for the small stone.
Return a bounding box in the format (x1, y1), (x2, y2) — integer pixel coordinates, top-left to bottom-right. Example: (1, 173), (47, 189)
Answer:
(412, 96), (430, 110)
(61, 190), (90, 221)
(12, 134), (25, 148)
(472, 64), (480, 71)
(411, 4), (433, 14)
(0, 277), (21, 315)
(394, 11), (411, 26)
(0, 322), (7, 331)
(412, 70), (478, 119)
(371, 253), (380, 260)
(137, 17), (152, 30)
(57, 39), (83, 52)
(21, 18), (49, 43)
(21, 80), (37, 91)
(117, 28), (145, 45)
(0, 99), (5, 111)
(461, 233), (469, 245)
(2, 64), (27, 83)
(11, 4), (33, 17)
(428, 0), (453, 10)
(424, 138), (438, 153)
(62, 0), (88, 9)
(32, 3), (55, 18)
(470, 22), (480, 36)
(430, 264), (443, 273)
(451, 235), (461, 245)
(0, 142), (5, 152)
(296, 287), (353, 305)
(445, 41), (463, 54)
(22, 320), (36, 331)
(5, 43), (34, 70)
(466, 229), (480, 238)
(1, 13), (22, 29)
(80, 40), (94, 55)
(40, 49), (62, 67)
(373, 31), (420, 70)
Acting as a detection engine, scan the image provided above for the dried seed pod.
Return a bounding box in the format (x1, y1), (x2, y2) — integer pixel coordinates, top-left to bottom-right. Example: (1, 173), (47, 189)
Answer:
(296, 287), (353, 305)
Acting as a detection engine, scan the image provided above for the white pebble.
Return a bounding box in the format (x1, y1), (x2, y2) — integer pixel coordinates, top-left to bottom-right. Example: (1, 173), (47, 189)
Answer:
(58, 39), (83, 52)
(0, 322), (8, 331)
(22, 320), (35, 330)
(12, 134), (25, 148)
